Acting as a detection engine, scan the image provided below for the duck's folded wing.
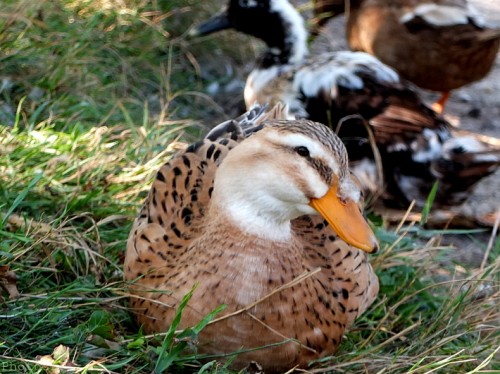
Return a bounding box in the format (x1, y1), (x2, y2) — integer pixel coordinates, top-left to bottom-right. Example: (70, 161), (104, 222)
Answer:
(401, 2), (500, 42)
(368, 89), (451, 147)
(291, 51), (411, 125)
(430, 135), (500, 205)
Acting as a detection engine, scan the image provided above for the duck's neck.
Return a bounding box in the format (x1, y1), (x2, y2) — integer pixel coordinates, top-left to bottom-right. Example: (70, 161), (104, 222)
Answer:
(208, 195), (294, 242)
(258, 0), (309, 67)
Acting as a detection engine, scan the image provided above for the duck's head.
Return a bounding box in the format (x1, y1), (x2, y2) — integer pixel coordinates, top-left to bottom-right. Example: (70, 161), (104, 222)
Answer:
(212, 118), (378, 253)
(190, 0), (307, 61)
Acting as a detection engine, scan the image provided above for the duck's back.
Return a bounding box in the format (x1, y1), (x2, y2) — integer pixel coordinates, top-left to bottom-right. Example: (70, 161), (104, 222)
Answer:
(125, 138), (236, 281)
(124, 106), (289, 329)
(347, 0), (500, 91)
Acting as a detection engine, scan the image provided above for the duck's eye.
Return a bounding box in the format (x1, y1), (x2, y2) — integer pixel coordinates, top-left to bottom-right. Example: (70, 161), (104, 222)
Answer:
(295, 146), (310, 157)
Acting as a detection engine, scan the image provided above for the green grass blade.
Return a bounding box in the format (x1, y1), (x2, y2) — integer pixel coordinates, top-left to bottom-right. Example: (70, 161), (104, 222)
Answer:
(420, 180), (439, 225)
(1, 172), (43, 228)
(154, 285), (197, 373)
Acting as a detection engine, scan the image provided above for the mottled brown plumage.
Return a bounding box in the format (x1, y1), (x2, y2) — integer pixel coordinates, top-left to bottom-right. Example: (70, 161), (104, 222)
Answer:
(125, 105), (378, 372)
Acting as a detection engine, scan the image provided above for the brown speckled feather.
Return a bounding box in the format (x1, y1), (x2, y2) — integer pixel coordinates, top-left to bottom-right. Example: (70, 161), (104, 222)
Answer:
(125, 105), (379, 373)
(293, 215), (378, 324)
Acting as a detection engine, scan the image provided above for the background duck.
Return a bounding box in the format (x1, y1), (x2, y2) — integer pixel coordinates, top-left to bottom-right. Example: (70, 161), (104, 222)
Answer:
(311, 0), (500, 113)
(190, 0), (500, 208)
(125, 104), (379, 372)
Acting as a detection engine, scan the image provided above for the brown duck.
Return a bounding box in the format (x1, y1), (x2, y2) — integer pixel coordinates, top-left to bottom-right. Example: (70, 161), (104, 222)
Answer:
(312, 0), (500, 112)
(125, 104), (379, 372)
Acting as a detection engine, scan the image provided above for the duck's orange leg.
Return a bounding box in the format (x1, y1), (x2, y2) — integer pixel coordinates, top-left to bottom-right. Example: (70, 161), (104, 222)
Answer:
(432, 91), (450, 113)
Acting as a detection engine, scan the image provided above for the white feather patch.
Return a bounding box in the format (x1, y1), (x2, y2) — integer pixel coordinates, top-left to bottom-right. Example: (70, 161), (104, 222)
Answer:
(294, 51), (399, 99)
(339, 176), (362, 203)
(269, 0), (308, 64)
(350, 158), (379, 194)
(400, 4), (470, 27)
(244, 67), (305, 119)
(411, 129), (443, 163)
(244, 67), (282, 104)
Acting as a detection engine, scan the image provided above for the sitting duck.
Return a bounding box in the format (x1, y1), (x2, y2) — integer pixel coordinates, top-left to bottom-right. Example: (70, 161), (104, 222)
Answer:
(190, 0), (500, 208)
(125, 104), (379, 372)
(311, 0), (500, 112)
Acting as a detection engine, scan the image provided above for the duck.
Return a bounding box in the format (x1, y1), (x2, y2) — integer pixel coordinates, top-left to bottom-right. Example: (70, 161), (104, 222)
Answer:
(190, 0), (500, 208)
(311, 0), (500, 113)
(125, 104), (379, 372)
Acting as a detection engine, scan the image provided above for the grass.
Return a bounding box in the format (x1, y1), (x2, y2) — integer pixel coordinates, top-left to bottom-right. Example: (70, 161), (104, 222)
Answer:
(0, 0), (499, 373)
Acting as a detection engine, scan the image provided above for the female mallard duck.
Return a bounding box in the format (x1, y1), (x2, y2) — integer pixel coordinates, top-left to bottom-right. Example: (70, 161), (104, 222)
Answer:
(191, 0), (500, 208)
(312, 0), (500, 112)
(125, 105), (379, 372)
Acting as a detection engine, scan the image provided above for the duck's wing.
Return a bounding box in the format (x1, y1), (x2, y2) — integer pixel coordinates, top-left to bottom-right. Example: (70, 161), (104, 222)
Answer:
(430, 135), (500, 206)
(372, 110), (500, 207)
(356, 93), (500, 207)
(290, 51), (414, 126)
(368, 88), (450, 147)
(401, 1), (500, 42)
(125, 104), (287, 280)
(292, 215), (379, 326)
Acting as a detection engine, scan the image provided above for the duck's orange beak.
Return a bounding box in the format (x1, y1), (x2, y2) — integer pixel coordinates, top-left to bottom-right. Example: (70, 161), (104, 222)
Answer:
(309, 184), (378, 253)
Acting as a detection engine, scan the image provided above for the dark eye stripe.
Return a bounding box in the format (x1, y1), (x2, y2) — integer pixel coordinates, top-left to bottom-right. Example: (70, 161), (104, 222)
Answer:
(310, 158), (334, 185)
(286, 145), (333, 185)
(271, 120), (348, 179)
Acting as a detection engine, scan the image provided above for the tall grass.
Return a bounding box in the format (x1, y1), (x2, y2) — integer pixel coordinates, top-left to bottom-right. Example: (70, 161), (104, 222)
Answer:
(0, 1), (499, 373)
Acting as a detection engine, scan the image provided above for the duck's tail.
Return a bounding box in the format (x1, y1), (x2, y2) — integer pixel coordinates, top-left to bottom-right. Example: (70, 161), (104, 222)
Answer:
(205, 103), (289, 142)
(430, 134), (500, 206)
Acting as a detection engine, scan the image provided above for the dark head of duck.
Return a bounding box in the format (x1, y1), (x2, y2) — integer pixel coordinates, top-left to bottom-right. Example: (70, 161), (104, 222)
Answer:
(191, 0), (302, 67)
